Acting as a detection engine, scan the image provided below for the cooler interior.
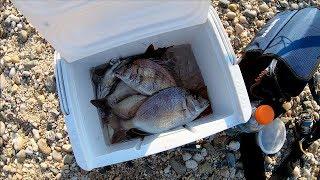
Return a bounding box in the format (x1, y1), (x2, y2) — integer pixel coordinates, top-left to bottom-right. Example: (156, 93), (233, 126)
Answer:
(60, 18), (237, 164)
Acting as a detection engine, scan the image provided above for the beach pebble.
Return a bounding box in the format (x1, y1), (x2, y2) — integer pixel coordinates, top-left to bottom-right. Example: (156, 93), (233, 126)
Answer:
(62, 144), (72, 153)
(226, 12), (237, 20)
(37, 138), (51, 155)
(52, 150), (62, 161)
(228, 141), (240, 151)
(279, 1), (289, 8)
(219, 0), (230, 8)
(235, 23), (244, 34)
(9, 67), (16, 78)
(32, 129), (40, 140)
(19, 30), (28, 43)
(182, 152), (192, 161)
(193, 153), (204, 162)
(201, 148), (207, 157)
(292, 166), (301, 177)
(13, 136), (25, 151)
(16, 150), (26, 162)
(170, 159), (186, 175)
(163, 165), (171, 174)
(244, 10), (257, 19)
(227, 153), (236, 167)
(291, 3), (299, 10)
(0, 121), (5, 135)
(228, 4), (238, 12)
(259, 4), (270, 13)
(185, 160), (198, 170)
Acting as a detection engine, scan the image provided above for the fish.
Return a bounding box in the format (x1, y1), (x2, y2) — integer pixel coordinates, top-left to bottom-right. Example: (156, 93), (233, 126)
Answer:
(97, 59), (129, 99)
(115, 59), (176, 95)
(120, 87), (209, 134)
(107, 81), (139, 108)
(113, 95), (147, 119)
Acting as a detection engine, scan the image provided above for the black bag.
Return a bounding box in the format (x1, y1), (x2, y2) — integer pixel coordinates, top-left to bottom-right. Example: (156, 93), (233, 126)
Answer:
(239, 7), (320, 114)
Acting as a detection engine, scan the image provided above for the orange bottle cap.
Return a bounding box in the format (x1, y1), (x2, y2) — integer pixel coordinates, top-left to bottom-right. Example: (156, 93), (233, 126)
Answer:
(255, 105), (275, 125)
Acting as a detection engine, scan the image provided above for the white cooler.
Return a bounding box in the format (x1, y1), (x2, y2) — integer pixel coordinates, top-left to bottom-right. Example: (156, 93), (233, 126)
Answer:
(13, 1), (252, 170)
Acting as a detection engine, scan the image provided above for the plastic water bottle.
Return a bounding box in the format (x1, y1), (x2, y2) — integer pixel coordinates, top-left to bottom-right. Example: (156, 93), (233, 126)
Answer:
(238, 102), (275, 133)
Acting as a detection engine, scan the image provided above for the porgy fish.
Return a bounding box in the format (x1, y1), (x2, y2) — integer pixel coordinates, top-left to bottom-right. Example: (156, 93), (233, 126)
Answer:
(120, 87), (209, 134)
(97, 59), (128, 99)
(113, 95), (147, 119)
(107, 81), (139, 108)
(115, 59), (176, 95)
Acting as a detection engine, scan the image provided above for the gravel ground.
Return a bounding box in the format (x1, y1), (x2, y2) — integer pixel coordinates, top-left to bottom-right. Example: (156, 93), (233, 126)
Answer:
(0, 0), (320, 179)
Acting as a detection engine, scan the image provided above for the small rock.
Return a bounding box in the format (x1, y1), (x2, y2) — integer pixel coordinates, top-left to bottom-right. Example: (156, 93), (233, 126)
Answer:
(199, 162), (213, 174)
(16, 150), (26, 162)
(201, 148), (207, 157)
(185, 160), (198, 170)
(0, 121), (5, 135)
(235, 23), (244, 34)
(10, 54), (20, 64)
(226, 12), (237, 20)
(56, 173), (62, 180)
(228, 141), (240, 151)
(279, 1), (289, 8)
(52, 150), (62, 161)
(182, 152), (192, 161)
(63, 154), (73, 164)
(32, 129), (40, 140)
(256, 20), (264, 28)
(291, 3), (299, 10)
(219, 0), (230, 8)
(56, 133), (63, 139)
(170, 159), (186, 175)
(37, 138), (51, 155)
(244, 10), (257, 19)
(282, 101), (292, 111)
(239, 16), (247, 24)
(9, 67), (16, 78)
(265, 156), (273, 164)
(292, 166), (301, 177)
(40, 162), (48, 169)
(35, 46), (43, 54)
(0, 74), (8, 90)
(62, 144), (72, 153)
(220, 167), (230, 178)
(303, 101), (313, 109)
(227, 153), (236, 167)
(228, 4), (238, 12)
(163, 165), (171, 174)
(8, 14), (20, 23)
(11, 84), (19, 93)
(259, 4), (270, 13)
(13, 136), (25, 151)
(19, 30), (28, 43)
(193, 153), (204, 162)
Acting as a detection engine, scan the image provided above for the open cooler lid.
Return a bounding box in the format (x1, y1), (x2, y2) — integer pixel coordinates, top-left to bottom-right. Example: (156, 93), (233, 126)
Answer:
(13, 1), (210, 62)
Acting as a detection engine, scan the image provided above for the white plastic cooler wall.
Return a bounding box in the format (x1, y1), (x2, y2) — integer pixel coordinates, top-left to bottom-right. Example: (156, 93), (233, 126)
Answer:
(54, 7), (251, 170)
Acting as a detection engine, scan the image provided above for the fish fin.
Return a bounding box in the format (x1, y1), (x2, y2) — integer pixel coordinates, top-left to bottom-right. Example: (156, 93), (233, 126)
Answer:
(111, 129), (127, 144)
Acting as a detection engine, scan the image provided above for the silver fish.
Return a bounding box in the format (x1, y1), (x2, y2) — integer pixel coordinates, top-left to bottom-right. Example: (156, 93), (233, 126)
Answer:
(107, 81), (139, 108)
(121, 87), (209, 134)
(115, 59), (176, 95)
(113, 95), (147, 119)
(97, 59), (129, 99)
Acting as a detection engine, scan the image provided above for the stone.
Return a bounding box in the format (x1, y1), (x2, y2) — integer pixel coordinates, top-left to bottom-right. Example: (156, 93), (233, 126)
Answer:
(228, 4), (238, 12)
(199, 162), (213, 174)
(244, 10), (257, 19)
(10, 54), (20, 64)
(37, 138), (51, 155)
(9, 67), (16, 78)
(182, 152), (192, 161)
(219, 0), (230, 8)
(11, 84), (19, 93)
(16, 150), (26, 162)
(0, 74), (8, 90)
(170, 159), (186, 175)
(62, 144), (72, 153)
(220, 167), (230, 178)
(193, 153), (204, 162)
(185, 159), (198, 170)
(56, 133), (63, 139)
(239, 16), (247, 24)
(259, 4), (269, 13)
(52, 150), (62, 161)
(227, 153), (236, 167)
(7, 14), (20, 23)
(40, 162), (48, 169)
(256, 20), (264, 28)
(235, 23), (244, 34)
(303, 101), (313, 109)
(0, 121), (5, 135)
(19, 30), (28, 43)
(228, 141), (240, 151)
(163, 165), (171, 174)
(282, 101), (292, 111)
(265, 156), (273, 164)
(63, 154), (73, 164)
(13, 136), (25, 151)
(32, 129), (40, 140)
(226, 12), (236, 20)
(201, 148), (207, 157)
(291, 3), (299, 10)
(279, 1), (289, 8)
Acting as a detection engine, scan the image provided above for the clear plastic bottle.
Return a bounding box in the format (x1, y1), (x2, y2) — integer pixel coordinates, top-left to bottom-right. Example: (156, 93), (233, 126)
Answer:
(238, 102), (275, 133)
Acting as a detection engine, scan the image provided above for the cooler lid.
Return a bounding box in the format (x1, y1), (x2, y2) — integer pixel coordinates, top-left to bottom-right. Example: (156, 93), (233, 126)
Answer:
(13, 1), (210, 63)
